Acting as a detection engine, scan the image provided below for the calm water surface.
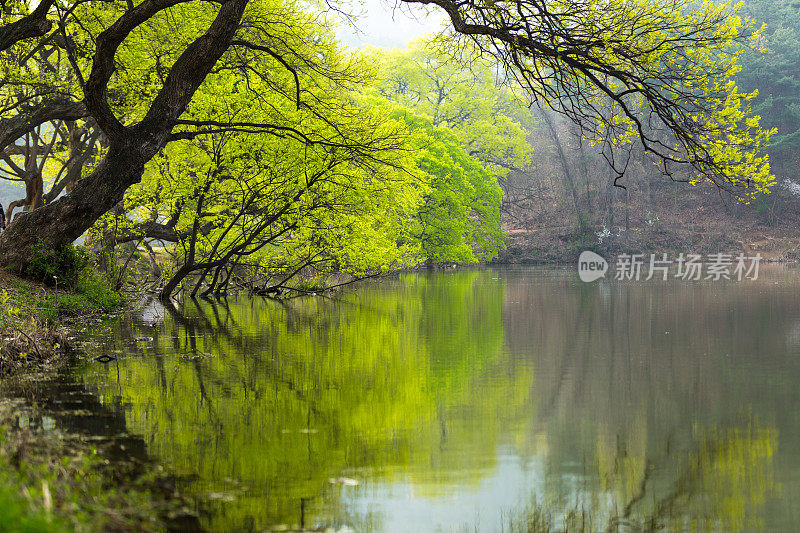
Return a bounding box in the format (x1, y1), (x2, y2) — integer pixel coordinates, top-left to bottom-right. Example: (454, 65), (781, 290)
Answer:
(71, 266), (800, 531)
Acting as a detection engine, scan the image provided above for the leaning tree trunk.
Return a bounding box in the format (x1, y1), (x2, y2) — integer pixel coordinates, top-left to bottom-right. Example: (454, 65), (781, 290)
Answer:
(0, 0), (249, 271)
(0, 144), (147, 271)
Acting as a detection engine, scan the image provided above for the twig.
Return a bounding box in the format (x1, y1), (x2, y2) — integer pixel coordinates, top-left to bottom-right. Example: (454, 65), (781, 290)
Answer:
(15, 329), (42, 359)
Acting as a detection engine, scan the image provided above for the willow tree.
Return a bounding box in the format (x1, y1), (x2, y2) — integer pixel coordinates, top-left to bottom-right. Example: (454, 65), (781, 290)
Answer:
(88, 1), (424, 299)
(113, 103), (419, 299)
(0, 0), (776, 272)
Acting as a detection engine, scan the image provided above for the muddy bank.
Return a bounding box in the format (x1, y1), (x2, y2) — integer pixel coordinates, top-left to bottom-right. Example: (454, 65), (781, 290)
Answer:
(0, 266), (126, 375)
(0, 271), (74, 375)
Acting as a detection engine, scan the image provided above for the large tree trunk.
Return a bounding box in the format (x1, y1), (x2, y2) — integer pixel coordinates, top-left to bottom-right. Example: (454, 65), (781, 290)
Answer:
(23, 173), (44, 212)
(23, 138), (44, 212)
(0, 0), (249, 271)
(0, 144), (146, 271)
(64, 122), (83, 195)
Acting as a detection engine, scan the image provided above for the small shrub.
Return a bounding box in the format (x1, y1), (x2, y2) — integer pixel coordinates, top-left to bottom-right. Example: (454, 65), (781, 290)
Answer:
(76, 271), (123, 312)
(22, 242), (89, 290)
(0, 290), (20, 329)
(35, 267), (122, 322)
(38, 276), (122, 320)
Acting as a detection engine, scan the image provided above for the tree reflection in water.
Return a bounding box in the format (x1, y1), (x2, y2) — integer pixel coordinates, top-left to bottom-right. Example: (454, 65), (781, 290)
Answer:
(85, 268), (797, 531)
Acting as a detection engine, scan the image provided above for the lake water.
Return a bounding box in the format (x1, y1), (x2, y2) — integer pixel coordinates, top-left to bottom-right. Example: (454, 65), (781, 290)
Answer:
(37, 266), (800, 530)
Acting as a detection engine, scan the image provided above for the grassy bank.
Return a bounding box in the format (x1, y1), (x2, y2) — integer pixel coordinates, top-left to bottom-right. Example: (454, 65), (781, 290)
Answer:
(0, 251), (122, 375)
(0, 246), (197, 531)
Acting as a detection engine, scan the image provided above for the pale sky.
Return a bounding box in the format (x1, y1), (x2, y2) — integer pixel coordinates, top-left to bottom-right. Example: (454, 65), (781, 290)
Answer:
(335, 0), (448, 49)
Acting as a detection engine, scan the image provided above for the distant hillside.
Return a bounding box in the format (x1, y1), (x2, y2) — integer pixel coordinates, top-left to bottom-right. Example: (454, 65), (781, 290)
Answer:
(498, 177), (800, 264)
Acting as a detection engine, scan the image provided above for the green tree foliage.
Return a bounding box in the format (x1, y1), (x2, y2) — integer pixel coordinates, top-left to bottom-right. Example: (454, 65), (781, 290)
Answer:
(395, 111), (505, 264)
(92, 3), (429, 296)
(736, 0), (800, 176)
(359, 41), (532, 265)
(0, 0), (779, 278)
(101, 29), (513, 292)
(402, 0), (774, 194)
(373, 41), (533, 180)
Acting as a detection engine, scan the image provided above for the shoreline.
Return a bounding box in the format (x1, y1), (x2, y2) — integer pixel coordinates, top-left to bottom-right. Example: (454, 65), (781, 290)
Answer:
(0, 270), (202, 532)
(0, 253), (796, 531)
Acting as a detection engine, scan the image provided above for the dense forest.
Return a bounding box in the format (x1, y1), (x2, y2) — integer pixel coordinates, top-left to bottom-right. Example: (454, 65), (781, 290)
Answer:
(0, 0), (792, 298)
(500, 0), (800, 264)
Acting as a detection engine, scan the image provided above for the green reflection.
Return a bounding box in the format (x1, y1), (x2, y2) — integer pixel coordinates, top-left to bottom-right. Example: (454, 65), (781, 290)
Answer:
(82, 268), (796, 531)
(86, 270), (536, 530)
(505, 415), (777, 533)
